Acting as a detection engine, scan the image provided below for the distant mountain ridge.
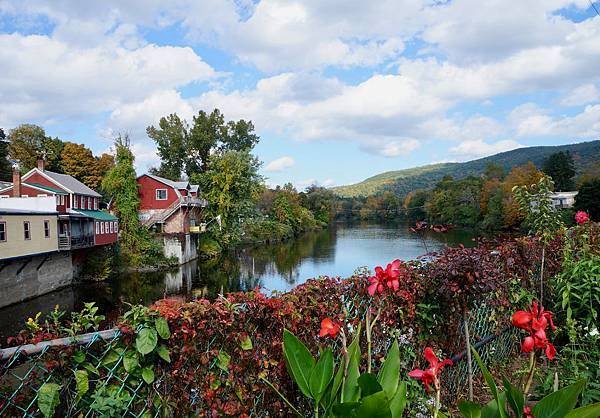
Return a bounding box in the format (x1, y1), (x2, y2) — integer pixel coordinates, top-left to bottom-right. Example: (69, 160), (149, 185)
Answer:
(332, 140), (600, 198)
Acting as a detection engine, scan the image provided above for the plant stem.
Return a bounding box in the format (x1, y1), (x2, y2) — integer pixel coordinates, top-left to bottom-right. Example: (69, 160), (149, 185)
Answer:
(523, 351), (537, 397)
(540, 245), (546, 303)
(434, 384), (441, 418)
(260, 377), (305, 417)
(366, 307), (381, 374)
(463, 309), (473, 401)
(314, 402), (319, 418)
(340, 330), (349, 403)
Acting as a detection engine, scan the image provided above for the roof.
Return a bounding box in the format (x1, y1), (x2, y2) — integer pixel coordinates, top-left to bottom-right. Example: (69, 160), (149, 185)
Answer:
(0, 209), (58, 215)
(0, 181), (11, 190)
(73, 209), (118, 221)
(551, 191), (578, 197)
(141, 174), (199, 192)
(190, 185), (199, 193)
(26, 183), (68, 195)
(43, 170), (102, 197)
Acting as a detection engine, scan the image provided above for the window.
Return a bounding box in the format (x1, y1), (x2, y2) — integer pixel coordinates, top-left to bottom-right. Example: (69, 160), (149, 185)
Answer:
(96, 222), (99, 234)
(38, 194), (47, 197)
(0, 222), (6, 242)
(73, 195), (78, 209)
(23, 221), (31, 240)
(114, 221), (118, 232)
(44, 220), (50, 238)
(105, 221), (109, 233)
(87, 197), (92, 210)
(109, 222), (113, 233)
(56, 196), (60, 205)
(94, 198), (98, 210)
(100, 222), (104, 234)
(156, 189), (168, 200)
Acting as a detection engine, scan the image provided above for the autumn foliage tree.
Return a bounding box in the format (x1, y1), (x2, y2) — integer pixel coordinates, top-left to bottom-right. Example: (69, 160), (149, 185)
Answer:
(60, 142), (114, 191)
(502, 162), (545, 228)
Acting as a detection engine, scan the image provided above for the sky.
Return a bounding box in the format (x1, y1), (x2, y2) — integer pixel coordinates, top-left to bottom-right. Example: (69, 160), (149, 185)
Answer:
(0, 1), (599, 189)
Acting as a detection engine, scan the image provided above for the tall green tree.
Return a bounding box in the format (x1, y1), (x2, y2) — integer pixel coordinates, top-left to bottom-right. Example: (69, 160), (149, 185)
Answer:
(7, 124), (63, 172)
(194, 149), (263, 243)
(0, 128), (11, 181)
(575, 179), (600, 221)
(542, 151), (576, 191)
(146, 113), (187, 180)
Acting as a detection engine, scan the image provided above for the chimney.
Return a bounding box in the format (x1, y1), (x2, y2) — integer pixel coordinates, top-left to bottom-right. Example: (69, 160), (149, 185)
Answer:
(37, 158), (45, 171)
(12, 164), (21, 198)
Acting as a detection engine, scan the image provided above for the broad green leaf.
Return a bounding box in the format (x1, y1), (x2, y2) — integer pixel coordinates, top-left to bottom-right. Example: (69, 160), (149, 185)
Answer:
(502, 376), (524, 417)
(217, 351), (231, 372)
(481, 393), (506, 418)
(157, 345), (171, 363)
(470, 346), (507, 418)
(355, 390), (392, 418)
(72, 350), (85, 364)
(342, 325), (361, 403)
(37, 383), (61, 418)
(532, 379), (586, 418)
(378, 340), (400, 399)
(240, 335), (253, 351)
(283, 329), (316, 399)
(333, 402), (360, 416)
(565, 402), (600, 418)
(324, 360), (344, 411)
(309, 348), (334, 402)
(358, 373), (383, 397)
(73, 370), (89, 399)
(82, 363), (99, 375)
(142, 367), (155, 384)
(389, 381), (407, 418)
(101, 350), (120, 365)
(136, 328), (158, 355)
(155, 317), (171, 340)
(459, 401), (482, 418)
(123, 350), (139, 373)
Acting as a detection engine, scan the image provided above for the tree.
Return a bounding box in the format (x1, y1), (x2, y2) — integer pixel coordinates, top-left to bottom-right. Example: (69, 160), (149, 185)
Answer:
(41, 137), (64, 172)
(146, 114), (187, 180)
(194, 149), (263, 243)
(60, 142), (99, 189)
(502, 162), (544, 227)
(7, 124), (47, 171)
(575, 179), (600, 221)
(303, 185), (335, 223)
(484, 162), (505, 180)
(0, 128), (11, 181)
(542, 151), (576, 191)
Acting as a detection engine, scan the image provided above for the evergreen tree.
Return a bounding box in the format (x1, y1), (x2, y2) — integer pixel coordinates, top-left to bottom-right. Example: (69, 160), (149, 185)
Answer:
(0, 128), (11, 181)
(575, 179), (600, 221)
(542, 151), (576, 191)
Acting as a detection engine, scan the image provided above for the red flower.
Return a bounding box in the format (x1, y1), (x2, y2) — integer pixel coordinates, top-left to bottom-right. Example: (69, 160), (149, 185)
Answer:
(575, 211), (590, 225)
(512, 301), (557, 360)
(408, 347), (452, 392)
(319, 318), (340, 338)
(523, 406), (534, 418)
(368, 259), (403, 295)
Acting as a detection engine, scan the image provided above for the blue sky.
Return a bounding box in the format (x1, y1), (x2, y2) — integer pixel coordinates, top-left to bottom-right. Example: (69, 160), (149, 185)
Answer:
(1, 1), (599, 189)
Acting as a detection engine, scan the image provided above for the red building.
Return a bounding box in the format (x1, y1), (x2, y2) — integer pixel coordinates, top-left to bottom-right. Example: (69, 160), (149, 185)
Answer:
(137, 174), (206, 234)
(0, 160), (118, 249)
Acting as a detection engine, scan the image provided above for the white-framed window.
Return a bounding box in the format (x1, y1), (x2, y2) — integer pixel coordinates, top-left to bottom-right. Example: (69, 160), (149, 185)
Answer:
(0, 222), (6, 242)
(156, 189), (168, 200)
(100, 222), (104, 234)
(44, 220), (50, 238)
(87, 197), (91, 210)
(105, 221), (109, 232)
(0, 195), (9, 199)
(56, 196), (60, 205)
(23, 221), (31, 240)
(109, 222), (113, 233)
(95, 222), (99, 234)
(73, 195), (78, 209)
(114, 221), (118, 232)
(94, 198), (98, 210)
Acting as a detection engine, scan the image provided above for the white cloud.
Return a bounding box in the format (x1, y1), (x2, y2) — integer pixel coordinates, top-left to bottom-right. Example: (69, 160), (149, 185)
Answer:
(560, 84), (600, 106)
(450, 139), (523, 158)
(361, 138), (420, 157)
(264, 156), (295, 172)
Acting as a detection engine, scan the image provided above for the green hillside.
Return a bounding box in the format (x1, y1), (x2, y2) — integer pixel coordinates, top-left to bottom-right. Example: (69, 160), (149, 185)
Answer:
(333, 140), (600, 197)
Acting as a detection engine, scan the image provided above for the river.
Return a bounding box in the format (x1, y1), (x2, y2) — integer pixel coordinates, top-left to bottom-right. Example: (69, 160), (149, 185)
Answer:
(0, 221), (475, 341)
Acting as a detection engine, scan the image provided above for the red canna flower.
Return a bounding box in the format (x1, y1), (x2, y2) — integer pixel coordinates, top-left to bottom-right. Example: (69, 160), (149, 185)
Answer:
(408, 347), (452, 392)
(523, 406), (534, 418)
(512, 301), (557, 360)
(319, 318), (340, 338)
(368, 259), (404, 295)
(575, 211), (590, 225)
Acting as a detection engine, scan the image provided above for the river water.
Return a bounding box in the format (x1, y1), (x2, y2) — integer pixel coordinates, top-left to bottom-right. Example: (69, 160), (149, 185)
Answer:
(0, 222), (475, 341)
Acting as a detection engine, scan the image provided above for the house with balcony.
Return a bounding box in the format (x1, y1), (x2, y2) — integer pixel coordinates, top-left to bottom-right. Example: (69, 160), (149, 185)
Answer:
(0, 160), (118, 250)
(137, 173), (207, 234)
(550, 191), (578, 209)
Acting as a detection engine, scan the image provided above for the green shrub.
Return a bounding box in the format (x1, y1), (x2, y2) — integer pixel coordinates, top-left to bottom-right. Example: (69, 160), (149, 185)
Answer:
(198, 233), (222, 258)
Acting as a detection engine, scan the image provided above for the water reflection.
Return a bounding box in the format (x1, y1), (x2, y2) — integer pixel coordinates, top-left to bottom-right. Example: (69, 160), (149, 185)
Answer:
(0, 222), (475, 339)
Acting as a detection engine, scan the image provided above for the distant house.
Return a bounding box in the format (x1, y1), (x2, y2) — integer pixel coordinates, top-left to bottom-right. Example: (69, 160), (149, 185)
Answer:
(136, 173), (207, 234)
(0, 160), (118, 251)
(550, 191), (578, 209)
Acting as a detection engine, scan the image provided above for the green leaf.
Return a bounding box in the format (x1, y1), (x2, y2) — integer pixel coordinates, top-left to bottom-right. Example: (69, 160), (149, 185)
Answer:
(309, 348), (334, 402)
(123, 350), (139, 373)
(240, 335), (253, 351)
(342, 325), (361, 403)
(389, 381), (407, 418)
(378, 340), (400, 399)
(101, 349), (120, 365)
(37, 383), (61, 418)
(155, 317), (171, 340)
(332, 402), (360, 417)
(136, 328), (158, 355)
(283, 329), (316, 399)
(355, 390), (392, 418)
(142, 367), (155, 384)
(459, 401), (482, 418)
(481, 393), (506, 418)
(73, 370), (89, 399)
(532, 379), (586, 418)
(325, 360), (345, 411)
(157, 345), (171, 363)
(72, 350), (85, 364)
(217, 351), (231, 372)
(565, 402), (600, 418)
(470, 346), (507, 418)
(82, 363), (99, 375)
(502, 376), (524, 417)
(358, 373), (383, 397)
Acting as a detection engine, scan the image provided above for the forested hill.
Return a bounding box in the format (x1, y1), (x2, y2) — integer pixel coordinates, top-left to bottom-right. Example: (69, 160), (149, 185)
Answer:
(332, 140), (600, 198)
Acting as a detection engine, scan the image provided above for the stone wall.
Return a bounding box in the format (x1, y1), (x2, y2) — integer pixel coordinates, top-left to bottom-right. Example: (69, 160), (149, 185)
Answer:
(0, 252), (73, 309)
(163, 233), (198, 265)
